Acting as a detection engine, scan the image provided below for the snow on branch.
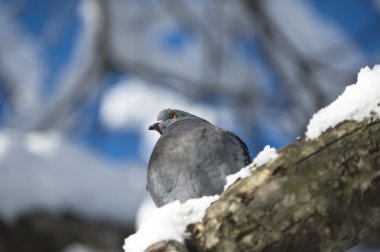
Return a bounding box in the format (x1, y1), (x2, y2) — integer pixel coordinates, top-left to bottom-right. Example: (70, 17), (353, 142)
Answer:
(123, 196), (218, 252)
(224, 145), (278, 190)
(306, 65), (380, 139)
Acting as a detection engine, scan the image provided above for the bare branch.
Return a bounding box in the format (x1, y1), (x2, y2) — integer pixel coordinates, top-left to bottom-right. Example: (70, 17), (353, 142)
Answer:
(30, 0), (109, 131)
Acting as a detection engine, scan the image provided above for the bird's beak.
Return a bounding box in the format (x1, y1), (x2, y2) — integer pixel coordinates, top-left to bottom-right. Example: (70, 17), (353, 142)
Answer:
(149, 122), (163, 135)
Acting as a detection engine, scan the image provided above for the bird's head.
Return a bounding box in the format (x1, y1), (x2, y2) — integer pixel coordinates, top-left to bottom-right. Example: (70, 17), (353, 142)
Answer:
(148, 108), (197, 135)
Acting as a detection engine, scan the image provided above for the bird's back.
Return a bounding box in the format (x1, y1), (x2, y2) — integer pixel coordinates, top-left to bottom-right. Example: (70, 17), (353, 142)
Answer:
(147, 118), (251, 206)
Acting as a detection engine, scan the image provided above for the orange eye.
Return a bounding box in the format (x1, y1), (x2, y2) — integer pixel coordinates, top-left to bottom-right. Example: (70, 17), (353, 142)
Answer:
(170, 113), (177, 119)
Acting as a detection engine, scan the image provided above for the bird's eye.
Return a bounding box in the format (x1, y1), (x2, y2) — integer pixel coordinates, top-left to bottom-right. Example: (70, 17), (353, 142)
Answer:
(170, 113), (177, 119)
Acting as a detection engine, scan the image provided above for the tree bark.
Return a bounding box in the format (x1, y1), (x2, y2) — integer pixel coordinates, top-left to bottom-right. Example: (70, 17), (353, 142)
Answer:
(147, 117), (380, 252)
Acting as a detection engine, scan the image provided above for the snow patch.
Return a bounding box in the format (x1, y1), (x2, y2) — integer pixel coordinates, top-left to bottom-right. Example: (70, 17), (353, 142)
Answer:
(224, 145), (278, 190)
(124, 196), (218, 252)
(254, 145), (279, 166)
(306, 65), (380, 139)
(24, 131), (61, 158)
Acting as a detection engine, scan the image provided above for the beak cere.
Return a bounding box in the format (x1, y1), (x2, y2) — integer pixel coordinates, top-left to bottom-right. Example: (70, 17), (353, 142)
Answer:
(149, 122), (163, 135)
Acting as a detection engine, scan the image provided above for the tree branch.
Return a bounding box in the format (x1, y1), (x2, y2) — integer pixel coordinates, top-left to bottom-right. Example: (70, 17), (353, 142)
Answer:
(30, 0), (108, 131)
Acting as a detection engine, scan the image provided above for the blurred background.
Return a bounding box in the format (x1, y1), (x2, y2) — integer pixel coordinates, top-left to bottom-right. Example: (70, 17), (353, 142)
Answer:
(0, 0), (380, 251)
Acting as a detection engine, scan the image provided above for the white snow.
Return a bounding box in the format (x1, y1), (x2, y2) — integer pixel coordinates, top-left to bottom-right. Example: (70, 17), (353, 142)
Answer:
(24, 131), (61, 158)
(124, 196), (218, 252)
(0, 130), (146, 224)
(224, 145), (278, 190)
(253, 145), (279, 166)
(306, 65), (380, 139)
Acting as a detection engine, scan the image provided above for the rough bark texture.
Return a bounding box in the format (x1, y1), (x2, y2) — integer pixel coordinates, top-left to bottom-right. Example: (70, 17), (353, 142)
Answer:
(145, 241), (188, 252)
(146, 117), (380, 252)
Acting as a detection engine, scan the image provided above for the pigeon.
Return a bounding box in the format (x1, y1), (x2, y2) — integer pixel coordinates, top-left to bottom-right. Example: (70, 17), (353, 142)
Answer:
(147, 109), (251, 207)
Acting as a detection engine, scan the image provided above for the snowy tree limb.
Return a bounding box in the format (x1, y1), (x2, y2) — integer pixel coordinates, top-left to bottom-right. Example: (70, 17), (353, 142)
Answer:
(147, 117), (380, 252)
(31, 0), (108, 131)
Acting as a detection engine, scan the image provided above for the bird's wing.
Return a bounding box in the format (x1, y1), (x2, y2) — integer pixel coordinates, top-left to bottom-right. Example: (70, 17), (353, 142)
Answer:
(187, 125), (252, 195)
(224, 130), (252, 167)
(147, 128), (203, 206)
(185, 125), (230, 195)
